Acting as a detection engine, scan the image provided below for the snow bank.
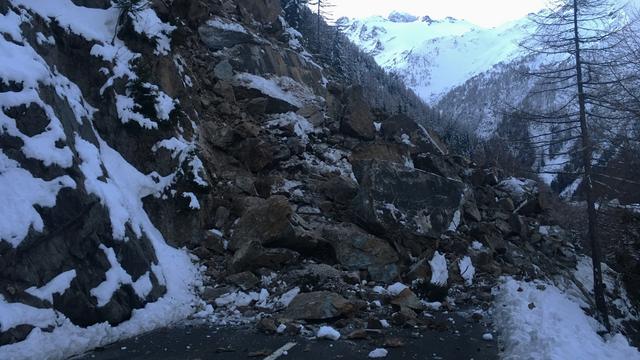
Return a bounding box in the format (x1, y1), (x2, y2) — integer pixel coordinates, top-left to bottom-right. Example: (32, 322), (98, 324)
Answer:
(494, 277), (640, 360)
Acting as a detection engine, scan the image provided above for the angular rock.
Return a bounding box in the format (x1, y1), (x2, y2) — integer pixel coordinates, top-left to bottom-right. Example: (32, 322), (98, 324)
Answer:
(225, 271), (259, 291)
(350, 142), (407, 164)
(406, 258), (431, 283)
(321, 223), (399, 283)
(390, 288), (423, 311)
(391, 307), (417, 326)
(320, 176), (358, 205)
(463, 201), (482, 223)
(229, 240), (299, 273)
(413, 153), (461, 180)
(229, 196), (293, 251)
(497, 197), (515, 212)
(213, 60), (234, 81)
(470, 223), (507, 255)
(234, 138), (275, 172)
(510, 215), (530, 242)
(471, 168), (500, 187)
(341, 87), (376, 140)
(282, 291), (354, 320)
(256, 317), (278, 334)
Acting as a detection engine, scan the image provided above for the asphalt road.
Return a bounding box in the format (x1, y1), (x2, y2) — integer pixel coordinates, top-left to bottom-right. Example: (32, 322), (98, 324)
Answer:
(75, 313), (499, 360)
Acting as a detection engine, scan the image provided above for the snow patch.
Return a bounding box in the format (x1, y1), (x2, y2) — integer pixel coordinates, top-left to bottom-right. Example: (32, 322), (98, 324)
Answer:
(317, 326), (341, 340)
(494, 277), (640, 359)
(25, 270), (77, 303)
(458, 256), (475, 286)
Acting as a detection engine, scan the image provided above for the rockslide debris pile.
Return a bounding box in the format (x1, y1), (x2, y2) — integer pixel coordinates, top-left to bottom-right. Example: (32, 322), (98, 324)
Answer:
(0, 0), (636, 357)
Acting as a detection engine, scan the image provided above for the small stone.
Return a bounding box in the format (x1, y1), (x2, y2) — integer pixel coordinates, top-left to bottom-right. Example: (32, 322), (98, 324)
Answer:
(256, 318), (277, 334)
(390, 288), (424, 311)
(391, 307), (417, 326)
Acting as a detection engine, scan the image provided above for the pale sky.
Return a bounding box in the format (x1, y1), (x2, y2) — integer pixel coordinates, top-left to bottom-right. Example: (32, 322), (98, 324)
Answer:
(330, 0), (548, 28)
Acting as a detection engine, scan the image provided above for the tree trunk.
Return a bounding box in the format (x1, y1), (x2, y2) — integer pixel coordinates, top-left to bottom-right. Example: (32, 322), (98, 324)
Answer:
(572, 0), (611, 331)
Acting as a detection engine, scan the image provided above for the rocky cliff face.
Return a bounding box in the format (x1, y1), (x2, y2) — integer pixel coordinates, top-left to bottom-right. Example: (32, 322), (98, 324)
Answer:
(1, 1), (636, 358)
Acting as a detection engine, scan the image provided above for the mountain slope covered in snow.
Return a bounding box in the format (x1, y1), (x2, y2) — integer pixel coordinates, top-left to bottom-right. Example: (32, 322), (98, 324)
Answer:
(343, 5), (640, 200)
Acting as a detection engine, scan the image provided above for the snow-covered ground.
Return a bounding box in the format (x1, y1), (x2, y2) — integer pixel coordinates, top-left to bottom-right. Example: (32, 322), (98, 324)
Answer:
(494, 269), (640, 359)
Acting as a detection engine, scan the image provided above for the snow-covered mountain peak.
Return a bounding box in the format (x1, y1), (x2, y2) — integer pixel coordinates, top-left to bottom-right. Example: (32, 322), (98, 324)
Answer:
(343, 14), (531, 104)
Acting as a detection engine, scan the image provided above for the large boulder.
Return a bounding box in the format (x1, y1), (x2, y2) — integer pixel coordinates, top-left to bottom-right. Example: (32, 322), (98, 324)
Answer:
(351, 160), (466, 238)
(321, 223), (399, 283)
(229, 240), (300, 273)
(341, 87), (376, 140)
(229, 196), (319, 253)
(282, 291), (354, 320)
(229, 196), (294, 251)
